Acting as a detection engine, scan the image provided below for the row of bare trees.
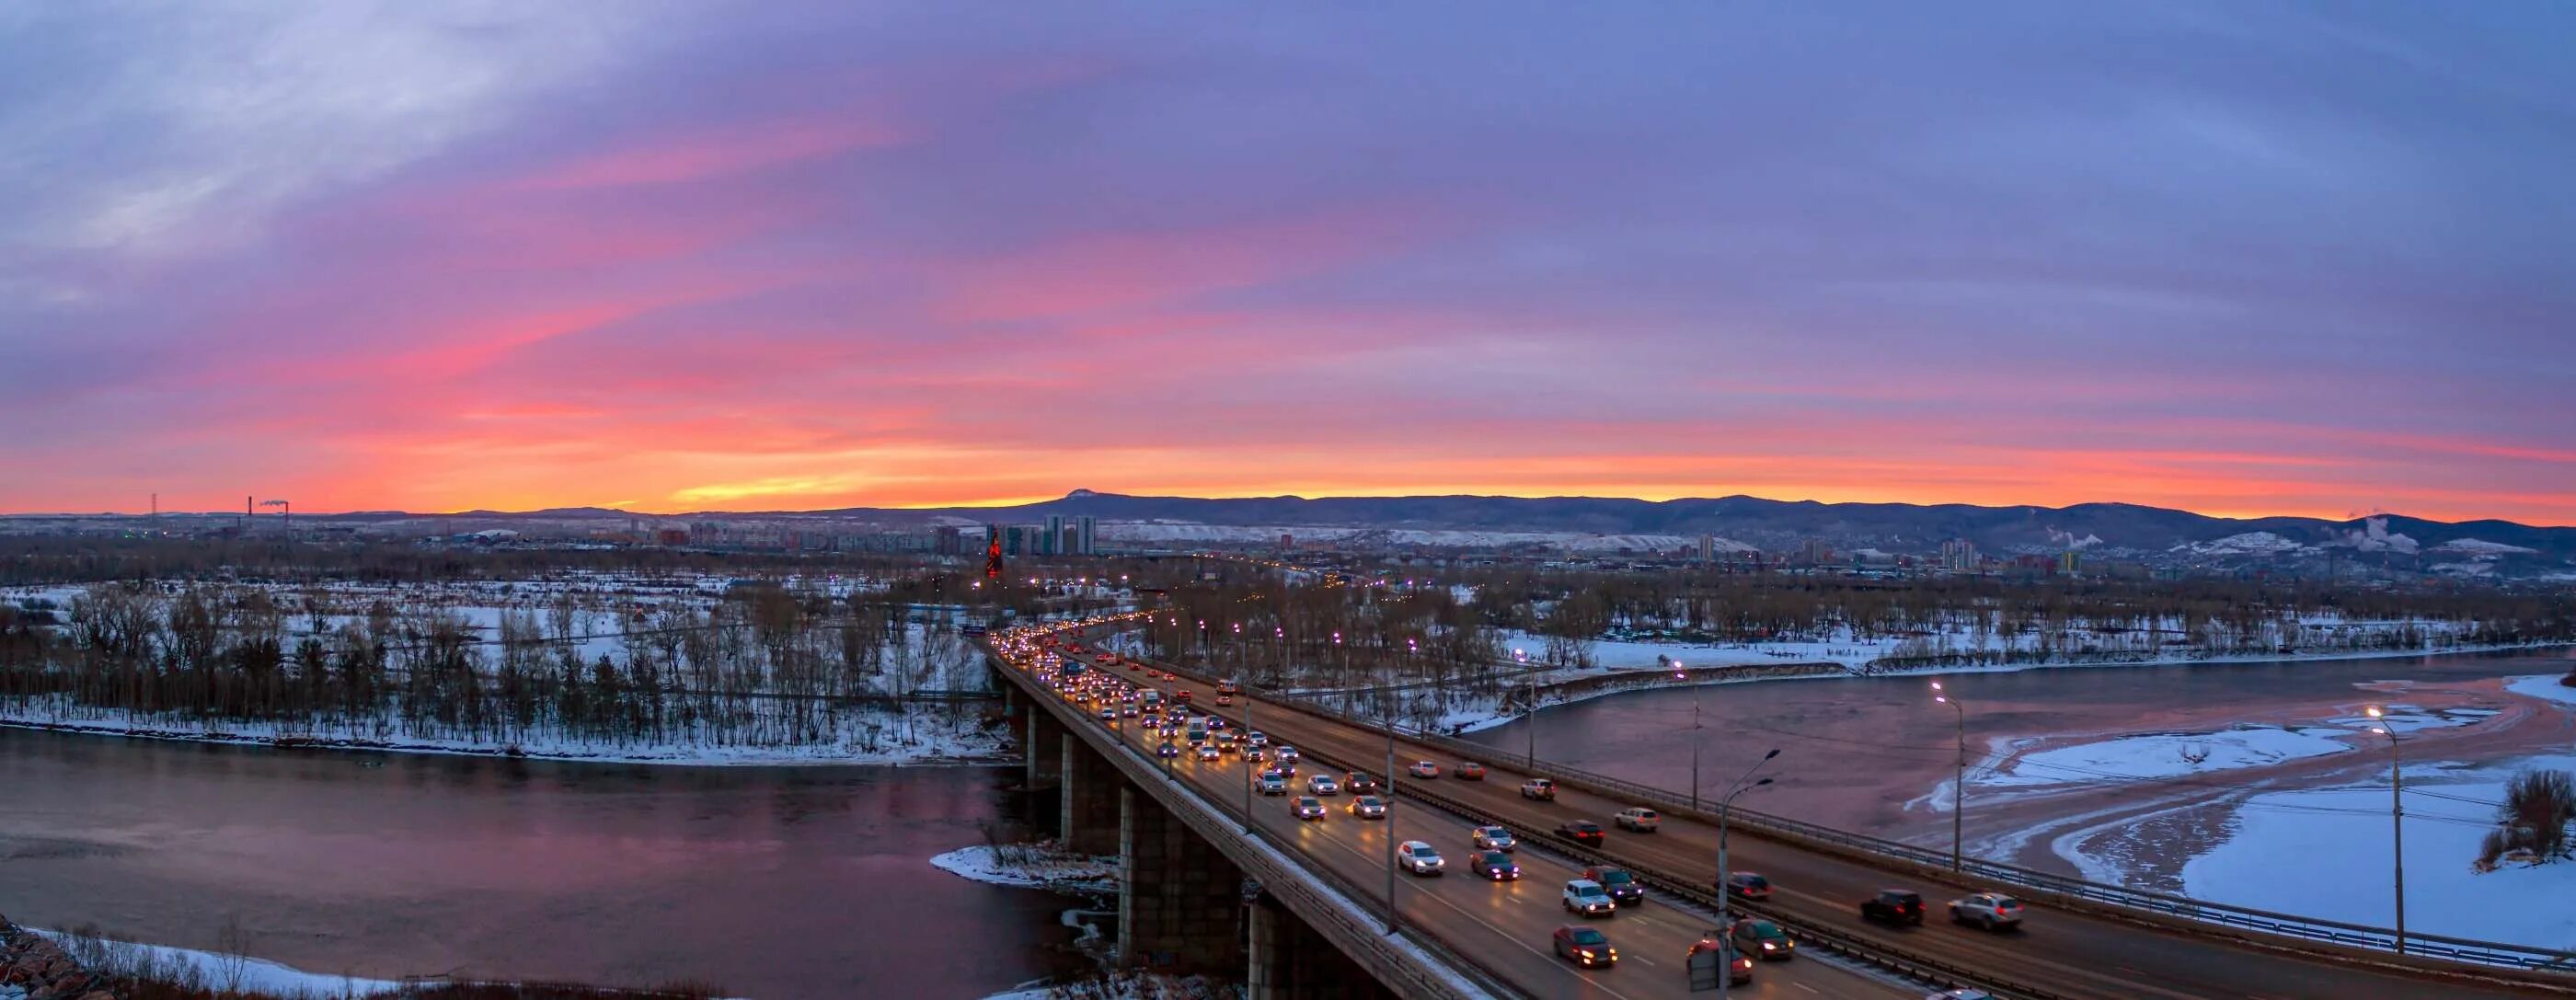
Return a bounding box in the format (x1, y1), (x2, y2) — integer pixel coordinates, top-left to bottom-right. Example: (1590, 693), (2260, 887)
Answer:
(1, 579), (1007, 754)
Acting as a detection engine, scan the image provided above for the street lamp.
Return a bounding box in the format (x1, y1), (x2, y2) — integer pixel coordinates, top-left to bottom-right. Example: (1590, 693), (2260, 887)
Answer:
(1930, 680), (1966, 872)
(1676, 660), (1706, 811)
(2365, 705), (2407, 953)
(1515, 648), (1535, 768)
(1711, 749), (1779, 1000)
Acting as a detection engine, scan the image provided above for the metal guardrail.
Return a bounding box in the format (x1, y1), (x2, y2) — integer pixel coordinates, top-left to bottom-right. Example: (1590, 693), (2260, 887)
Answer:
(991, 644), (1519, 1000)
(1121, 640), (2576, 977)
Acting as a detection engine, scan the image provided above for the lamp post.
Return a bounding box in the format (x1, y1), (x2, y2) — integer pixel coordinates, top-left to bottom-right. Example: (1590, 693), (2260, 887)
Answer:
(1712, 750), (1779, 1000)
(1930, 680), (1966, 872)
(1676, 660), (1702, 811)
(1384, 686), (1400, 936)
(2366, 705), (2407, 953)
(1516, 648), (1535, 768)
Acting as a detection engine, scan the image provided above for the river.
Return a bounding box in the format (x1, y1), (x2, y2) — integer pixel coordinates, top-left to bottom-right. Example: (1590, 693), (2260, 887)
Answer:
(0, 732), (1084, 1000)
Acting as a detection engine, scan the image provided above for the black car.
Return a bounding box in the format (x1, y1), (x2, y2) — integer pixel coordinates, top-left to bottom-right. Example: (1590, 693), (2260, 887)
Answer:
(1582, 866), (1644, 905)
(1345, 772), (1381, 795)
(1861, 889), (1926, 926)
(1471, 851), (1522, 881)
(1556, 820), (1604, 847)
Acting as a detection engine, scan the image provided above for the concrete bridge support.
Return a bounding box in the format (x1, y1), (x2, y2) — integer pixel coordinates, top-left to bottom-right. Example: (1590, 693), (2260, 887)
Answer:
(1248, 896), (1398, 1000)
(1118, 785), (1248, 972)
(1062, 731), (1125, 856)
(1026, 707), (1064, 790)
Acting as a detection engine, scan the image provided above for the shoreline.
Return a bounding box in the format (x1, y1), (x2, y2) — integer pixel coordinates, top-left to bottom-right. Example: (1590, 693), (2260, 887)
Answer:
(1444, 639), (2574, 735)
(0, 714), (1019, 769)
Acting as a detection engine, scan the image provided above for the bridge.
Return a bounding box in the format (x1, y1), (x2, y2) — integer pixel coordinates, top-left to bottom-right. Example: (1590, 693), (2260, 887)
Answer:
(988, 618), (2575, 998)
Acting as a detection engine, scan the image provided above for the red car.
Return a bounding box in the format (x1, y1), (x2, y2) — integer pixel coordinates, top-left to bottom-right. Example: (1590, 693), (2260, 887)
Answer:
(1552, 925), (1616, 968)
(1455, 762), (1487, 780)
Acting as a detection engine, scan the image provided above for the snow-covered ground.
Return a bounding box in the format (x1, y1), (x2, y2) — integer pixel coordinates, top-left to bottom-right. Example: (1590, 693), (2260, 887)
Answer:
(1098, 521), (1752, 555)
(983, 971), (1241, 1000)
(1978, 726), (2355, 789)
(35, 927), (401, 999)
(2179, 752), (2576, 948)
(930, 843), (1120, 895)
(2504, 672), (2576, 706)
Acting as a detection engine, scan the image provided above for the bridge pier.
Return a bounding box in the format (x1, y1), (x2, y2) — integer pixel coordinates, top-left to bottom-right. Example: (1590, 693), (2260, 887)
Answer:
(1026, 707), (1064, 790)
(1248, 895), (1398, 1000)
(1118, 784), (1248, 972)
(1062, 731), (1124, 856)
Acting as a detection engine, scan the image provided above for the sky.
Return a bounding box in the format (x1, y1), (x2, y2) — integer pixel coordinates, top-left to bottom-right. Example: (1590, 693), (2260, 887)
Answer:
(3, 3), (2572, 524)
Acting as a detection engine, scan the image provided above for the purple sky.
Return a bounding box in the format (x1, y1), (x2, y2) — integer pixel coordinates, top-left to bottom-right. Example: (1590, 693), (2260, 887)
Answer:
(4, 3), (2571, 523)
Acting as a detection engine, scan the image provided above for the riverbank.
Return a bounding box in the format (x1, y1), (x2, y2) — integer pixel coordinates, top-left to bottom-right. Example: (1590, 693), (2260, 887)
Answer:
(930, 844), (1120, 896)
(0, 699), (1013, 768)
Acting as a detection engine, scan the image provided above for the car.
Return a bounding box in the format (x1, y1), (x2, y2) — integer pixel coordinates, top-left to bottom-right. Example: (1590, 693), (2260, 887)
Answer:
(1398, 841), (1444, 876)
(1924, 992), (1996, 1000)
(1306, 775), (1340, 796)
(1472, 825), (1517, 852)
(1551, 925), (1617, 968)
(1556, 821), (1604, 847)
(1470, 851), (1521, 880)
(1097, 707), (1118, 720)
(1862, 889), (1926, 926)
(1204, 717), (1226, 730)
(1520, 778), (1557, 800)
(1195, 744), (1221, 761)
(1948, 893), (2024, 931)
(1729, 918), (1795, 960)
(1156, 741), (1180, 758)
(1186, 729), (1207, 747)
(1244, 746), (1268, 762)
(1292, 797), (1326, 821)
(1274, 746), (1300, 764)
(1722, 871), (1773, 901)
(1349, 795), (1386, 819)
(1344, 772), (1380, 794)
(1687, 937), (1756, 985)
(1408, 760), (1441, 778)
(1582, 867), (1643, 906)
(1215, 694), (1234, 706)
(1455, 762), (1487, 781)
(1613, 807), (1661, 833)
(1246, 731), (1269, 748)
(1257, 775), (1288, 796)
(1562, 879), (1617, 916)
(1120, 705), (1138, 718)
(1174, 690), (1192, 703)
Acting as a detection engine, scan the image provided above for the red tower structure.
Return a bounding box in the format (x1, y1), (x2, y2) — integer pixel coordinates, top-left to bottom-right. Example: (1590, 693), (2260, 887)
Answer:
(983, 525), (1005, 580)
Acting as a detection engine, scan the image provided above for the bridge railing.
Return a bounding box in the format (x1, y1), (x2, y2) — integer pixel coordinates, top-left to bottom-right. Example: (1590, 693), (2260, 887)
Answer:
(1129, 646), (2576, 977)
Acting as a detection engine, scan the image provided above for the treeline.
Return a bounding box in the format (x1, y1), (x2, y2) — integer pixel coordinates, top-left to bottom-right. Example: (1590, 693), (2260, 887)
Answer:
(2, 580), (1005, 754)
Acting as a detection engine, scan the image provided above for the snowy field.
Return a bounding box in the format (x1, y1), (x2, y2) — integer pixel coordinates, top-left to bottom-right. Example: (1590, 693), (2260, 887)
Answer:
(930, 843), (1121, 895)
(35, 927), (400, 999)
(1979, 726), (2356, 789)
(2179, 752), (2576, 948)
(983, 971), (1241, 1000)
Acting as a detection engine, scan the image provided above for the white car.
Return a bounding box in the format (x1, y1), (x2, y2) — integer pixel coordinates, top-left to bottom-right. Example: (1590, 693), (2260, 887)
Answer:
(1398, 841), (1444, 876)
(1614, 807), (1661, 833)
(1275, 746), (1300, 764)
(1562, 879), (1617, 916)
(1348, 795), (1387, 820)
(1473, 825), (1517, 852)
(1307, 775), (1340, 796)
(1195, 744), (1221, 761)
(1408, 760), (1442, 778)
(1948, 893), (2024, 931)
(1246, 731), (1269, 748)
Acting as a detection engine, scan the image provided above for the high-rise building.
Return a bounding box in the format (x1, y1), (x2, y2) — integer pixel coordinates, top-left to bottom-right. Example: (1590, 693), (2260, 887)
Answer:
(1077, 515), (1097, 556)
(933, 525), (963, 556)
(1044, 514), (1065, 556)
(1696, 534), (1716, 561)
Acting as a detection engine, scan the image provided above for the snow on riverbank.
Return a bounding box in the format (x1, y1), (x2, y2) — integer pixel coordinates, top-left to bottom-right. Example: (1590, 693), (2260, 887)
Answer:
(2505, 672), (2576, 706)
(931, 843), (1120, 895)
(35, 927), (401, 998)
(983, 971), (1241, 1000)
(1979, 726), (2355, 789)
(2179, 753), (2576, 948)
(0, 697), (1012, 767)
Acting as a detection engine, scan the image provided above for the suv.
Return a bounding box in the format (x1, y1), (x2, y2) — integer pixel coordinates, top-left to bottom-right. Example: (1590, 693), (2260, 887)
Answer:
(1581, 867), (1643, 906)
(1561, 879), (1617, 916)
(1520, 778), (1557, 800)
(1861, 889), (1926, 926)
(1345, 772), (1380, 795)
(1948, 893), (2024, 931)
(1408, 760), (1441, 778)
(1306, 775), (1340, 796)
(1613, 807), (1660, 833)
(1722, 872), (1773, 901)
(1398, 841), (1444, 876)
(1555, 820), (1604, 847)
(1687, 937), (1755, 985)
(1473, 825), (1518, 852)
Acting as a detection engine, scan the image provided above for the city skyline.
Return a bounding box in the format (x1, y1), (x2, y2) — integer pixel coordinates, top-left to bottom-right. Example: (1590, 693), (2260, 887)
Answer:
(5, 4), (2572, 523)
